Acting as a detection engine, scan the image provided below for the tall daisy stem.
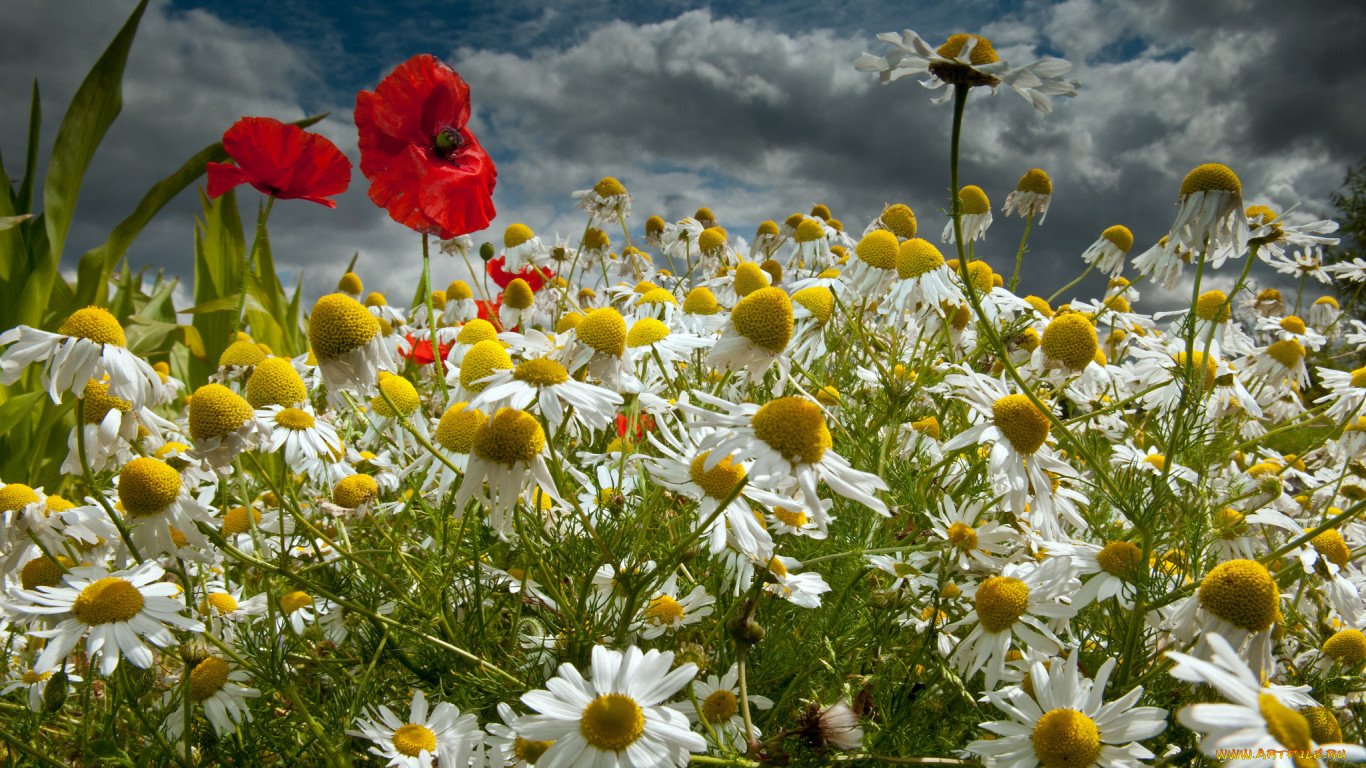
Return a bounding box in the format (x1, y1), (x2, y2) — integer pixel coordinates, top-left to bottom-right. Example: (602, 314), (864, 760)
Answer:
(422, 233), (450, 402)
(1008, 213), (1033, 292)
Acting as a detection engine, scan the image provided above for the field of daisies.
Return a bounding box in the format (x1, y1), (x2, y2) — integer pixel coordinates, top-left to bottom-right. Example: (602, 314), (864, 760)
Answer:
(4, 5), (1366, 768)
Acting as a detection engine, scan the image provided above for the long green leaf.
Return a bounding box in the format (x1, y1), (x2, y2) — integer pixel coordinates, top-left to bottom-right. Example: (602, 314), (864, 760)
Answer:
(24, 0), (149, 330)
(17, 82), (41, 215)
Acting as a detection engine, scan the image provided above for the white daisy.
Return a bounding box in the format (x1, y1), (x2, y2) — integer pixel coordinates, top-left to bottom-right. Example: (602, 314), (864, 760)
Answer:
(452, 407), (561, 540)
(0, 306), (161, 409)
(162, 653), (260, 740)
(966, 651), (1167, 768)
(668, 664), (773, 752)
(515, 645), (706, 768)
(350, 688), (483, 768)
(945, 558), (1076, 689)
(8, 561), (202, 675)
(1079, 225), (1134, 278)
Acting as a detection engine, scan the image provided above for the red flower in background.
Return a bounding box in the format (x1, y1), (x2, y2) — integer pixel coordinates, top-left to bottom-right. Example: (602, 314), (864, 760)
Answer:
(402, 333), (453, 366)
(355, 55), (497, 238)
(206, 117), (351, 207)
(487, 256), (554, 291)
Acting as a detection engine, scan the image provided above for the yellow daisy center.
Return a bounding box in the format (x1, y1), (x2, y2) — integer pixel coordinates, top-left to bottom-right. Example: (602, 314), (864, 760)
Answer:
(457, 318), (499, 345)
(460, 340), (514, 392)
(1322, 628), (1366, 665)
(794, 219), (824, 243)
(188, 657), (231, 703)
(392, 723), (438, 757)
(188, 383), (253, 440)
(1279, 315), (1307, 335)
(1258, 694), (1312, 755)
(637, 287), (677, 307)
(514, 357), (570, 385)
(364, 291), (388, 308)
(1031, 708), (1101, 768)
(1303, 706), (1343, 745)
(81, 378), (132, 424)
(1172, 351), (1218, 391)
(626, 318), (672, 349)
(447, 280), (473, 301)
(515, 737), (555, 763)
(791, 286), (835, 324)
(246, 357), (308, 408)
(689, 452), (747, 500)
(702, 689), (739, 723)
(1016, 168), (1052, 195)
(371, 372), (420, 417)
(644, 594), (684, 625)
(911, 416), (941, 439)
(1198, 559), (1277, 632)
(937, 33), (999, 64)
(975, 576), (1029, 632)
(474, 408), (546, 465)
(684, 287), (720, 315)
(221, 506), (262, 536)
(1096, 541), (1142, 579)
(880, 204), (917, 238)
(0, 483), (40, 513)
(72, 577), (144, 625)
(333, 474), (379, 508)
(1266, 339), (1305, 370)
(1195, 290), (1230, 322)
(504, 223), (535, 248)
(583, 228), (610, 249)
(1310, 528), (1350, 569)
(1024, 295), (1054, 318)
(580, 693), (645, 752)
(773, 506), (808, 527)
(218, 338), (266, 368)
(992, 394), (1051, 455)
(118, 457), (182, 516)
(435, 403), (486, 454)
(1041, 314), (1099, 370)
(1180, 163), (1242, 196)
(698, 226), (728, 254)
(273, 407), (315, 430)
(956, 185), (991, 216)
(594, 176), (627, 197)
(308, 293), (379, 360)
(201, 592), (239, 615)
(1101, 225), (1134, 252)
(1350, 366), (1366, 389)
(280, 590), (312, 614)
(577, 308), (628, 357)
(20, 670), (53, 685)
(752, 397), (831, 465)
(947, 522), (978, 551)
(731, 287), (794, 353)
(733, 262), (770, 297)
(337, 271), (363, 294)
(59, 306), (127, 347)
(20, 555), (69, 591)
(502, 278), (535, 311)
(855, 230), (899, 271)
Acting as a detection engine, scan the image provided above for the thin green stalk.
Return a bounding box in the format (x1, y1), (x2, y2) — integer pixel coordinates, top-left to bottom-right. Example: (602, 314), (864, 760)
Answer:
(1008, 213), (1033, 292)
(230, 195), (275, 341)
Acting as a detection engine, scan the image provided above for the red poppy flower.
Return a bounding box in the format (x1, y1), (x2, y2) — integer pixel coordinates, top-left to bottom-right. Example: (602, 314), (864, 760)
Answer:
(402, 333), (453, 366)
(487, 256), (554, 291)
(615, 412), (657, 441)
(206, 117), (351, 207)
(355, 55), (497, 238)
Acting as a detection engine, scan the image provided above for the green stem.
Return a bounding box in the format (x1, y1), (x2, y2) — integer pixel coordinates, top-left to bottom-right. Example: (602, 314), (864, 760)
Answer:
(1046, 262), (1094, 304)
(422, 233), (450, 402)
(230, 195), (275, 341)
(1008, 214), (1033, 293)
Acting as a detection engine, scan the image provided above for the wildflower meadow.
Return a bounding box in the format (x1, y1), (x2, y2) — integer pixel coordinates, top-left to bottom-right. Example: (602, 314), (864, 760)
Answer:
(3, 4), (1366, 767)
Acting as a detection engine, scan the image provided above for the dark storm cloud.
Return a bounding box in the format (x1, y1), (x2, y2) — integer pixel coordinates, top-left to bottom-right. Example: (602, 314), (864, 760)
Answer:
(1, 0), (1360, 310)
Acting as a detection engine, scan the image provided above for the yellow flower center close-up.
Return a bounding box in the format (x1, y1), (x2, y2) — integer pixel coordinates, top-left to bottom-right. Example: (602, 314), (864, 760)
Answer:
(975, 575), (1029, 632)
(730, 287), (794, 353)
(59, 306), (127, 347)
(752, 397), (832, 465)
(72, 577), (144, 625)
(1031, 708), (1101, 768)
(689, 452), (747, 500)
(308, 293), (380, 360)
(474, 408), (546, 465)
(118, 457), (182, 517)
(188, 383), (254, 441)
(580, 693), (645, 752)
(1179, 163), (1242, 196)
(392, 723), (438, 757)
(991, 394), (1051, 455)
(577, 308), (628, 357)
(1198, 559), (1277, 632)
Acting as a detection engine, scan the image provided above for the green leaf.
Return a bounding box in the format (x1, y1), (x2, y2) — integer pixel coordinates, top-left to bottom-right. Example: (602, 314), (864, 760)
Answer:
(179, 293), (266, 315)
(25, 0), (149, 330)
(17, 81), (41, 215)
(0, 214), (33, 232)
(0, 391), (44, 435)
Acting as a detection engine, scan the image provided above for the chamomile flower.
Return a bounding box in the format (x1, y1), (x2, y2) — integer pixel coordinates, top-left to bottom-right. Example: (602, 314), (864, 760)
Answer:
(706, 287), (794, 380)
(943, 185), (994, 244)
(1314, 364), (1366, 422)
(9, 561), (202, 675)
(1079, 225), (1134, 278)
(683, 392), (889, 522)
(1, 664), (81, 712)
(1110, 444), (1197, 492)
(350, 689), (483, 768)
(764, 554), (832, 608)
(257, 403), (342, 473)
(1, 306), (162, 408)
(928, 497), (1018, 573)
(882, 238), (962, 326)
(1256, 314), (1327, 351)
(116, 456), (215, 557)
(946, 558), (1076, 689)
(574, 176), (633, 223)
(1002, 168), (1053, 223)
(1049, 539), (1147, 609)
(1169, 633), (1363, 767)
(515, 645), (705, 768)
(669, 664), (773, 752)
(187, 383), (263, 468)
(453, 407), (561, 540)
(637, 575), (714, 640)
(966, 652), (1167, 768)
(197, 582), (268, 638)
(855, 31), (1079, 112)
(1164, 163), (1249, 255)
(162, 654), (260, 740)
(277, 589), (330, 635)
(1166, 558), (1281, 675)
(472, 354), (623, 435)
(625, 317), (710, 383)
(562, 307), (639, 391)
(308, 292), (394, 396)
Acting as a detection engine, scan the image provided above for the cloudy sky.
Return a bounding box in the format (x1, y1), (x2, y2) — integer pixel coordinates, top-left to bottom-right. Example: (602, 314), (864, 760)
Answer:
(2, 0), (1362, 311)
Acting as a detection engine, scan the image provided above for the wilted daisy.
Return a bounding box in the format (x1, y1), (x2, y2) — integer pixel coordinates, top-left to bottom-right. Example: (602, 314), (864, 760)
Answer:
(706, 287), (794, 380)
(1169, 633), (1363, 766)
(453, 407), (560, 539)
(1079, 225), (1134, 278)
(1314, 363), (1366, 422)
(162, 653), (260, 740)
(1164, 163), (1249, 255)
(350, 689), (483, 768)
(574, 176), (633, 223)
(9, 561), (203, 675)
(1002, 168), (1053, 222)
(943, 185), (994, 244)
(683, 392), (889, 522)
(308, 292), (394, 395)
(116, 456), (215, 556)
(188, 382), (263, 468)
(0, 306), (161, 408)
(471, 353), (622, 435)
(855, 31), (1079, 112)
(515, 645), (705, 768)
(966, 652), (1167, 768)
